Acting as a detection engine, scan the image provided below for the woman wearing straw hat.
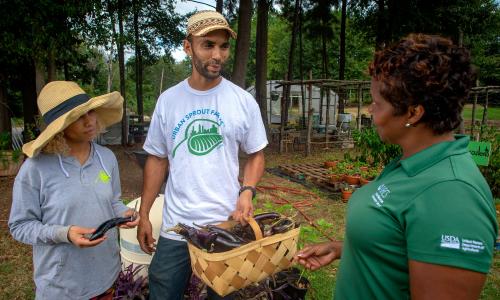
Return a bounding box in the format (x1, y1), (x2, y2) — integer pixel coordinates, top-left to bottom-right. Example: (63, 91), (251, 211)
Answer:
(8, 81), (139, 300)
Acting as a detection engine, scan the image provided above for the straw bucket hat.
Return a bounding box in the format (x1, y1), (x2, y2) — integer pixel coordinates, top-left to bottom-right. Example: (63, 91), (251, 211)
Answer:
(22, 81), (123, 158)
(187, 10), (237, 39)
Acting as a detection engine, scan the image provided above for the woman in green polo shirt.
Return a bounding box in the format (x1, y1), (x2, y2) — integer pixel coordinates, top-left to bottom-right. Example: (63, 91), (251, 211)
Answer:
(295, 34), (498, 299)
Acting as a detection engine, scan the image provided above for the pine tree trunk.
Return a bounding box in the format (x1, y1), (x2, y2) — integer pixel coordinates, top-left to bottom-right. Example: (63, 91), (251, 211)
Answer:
(255, 0), (270, 135)
(133, 0), (143, 125)
(47, 48), (56, 82)
(337, 0), (347, 114)
(216, 0), (223, 13)
(22, 60), (37, 142)
(34, 58), (45, 96)
(0, 72), (10, 137)
(118, 0), (127, 145)
(231, 0), (252, 88)
(375, 0), (386, 49)
(283, 0), (301, 128)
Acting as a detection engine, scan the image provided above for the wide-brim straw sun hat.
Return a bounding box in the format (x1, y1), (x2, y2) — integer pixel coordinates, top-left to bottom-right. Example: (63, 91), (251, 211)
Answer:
(187, 10), (237, 39)
(22, 81), (123, 158)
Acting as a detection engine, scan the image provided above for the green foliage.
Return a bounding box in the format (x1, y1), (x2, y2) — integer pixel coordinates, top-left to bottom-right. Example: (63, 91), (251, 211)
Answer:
(0, 132), (22, 168)
(299, 225), (322, 246)
(478, 127), (500, 197)
(350, 0), (500, 84)
(360, 168), (379, 180)
(0, 132), (11, 150)
(353, 127), (402, 165)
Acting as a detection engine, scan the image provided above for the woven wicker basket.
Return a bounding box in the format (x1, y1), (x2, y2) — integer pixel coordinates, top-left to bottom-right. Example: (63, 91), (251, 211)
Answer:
(187, 218), (300, 296)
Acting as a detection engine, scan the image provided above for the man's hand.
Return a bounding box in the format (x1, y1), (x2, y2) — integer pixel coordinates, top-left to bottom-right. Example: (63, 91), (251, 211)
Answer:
(137, 216), (156, 255)
(67, 226), (106, 248)
(119, 209), (140, 229)
(294, 241), (341, 270)
(231, 189), (254, 225)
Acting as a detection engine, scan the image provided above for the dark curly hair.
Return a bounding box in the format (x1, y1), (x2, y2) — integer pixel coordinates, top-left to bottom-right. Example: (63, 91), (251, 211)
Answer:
(368, 33), (476, 134)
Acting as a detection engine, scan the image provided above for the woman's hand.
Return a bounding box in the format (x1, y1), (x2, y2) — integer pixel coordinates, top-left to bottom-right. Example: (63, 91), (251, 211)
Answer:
(119, 209), (140, 229)
(67, 225), (106, 248)
(294, 241), (342, 270)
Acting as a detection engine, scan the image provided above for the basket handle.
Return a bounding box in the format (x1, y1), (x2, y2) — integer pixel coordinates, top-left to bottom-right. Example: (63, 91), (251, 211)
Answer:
(247, 217), (263, 240)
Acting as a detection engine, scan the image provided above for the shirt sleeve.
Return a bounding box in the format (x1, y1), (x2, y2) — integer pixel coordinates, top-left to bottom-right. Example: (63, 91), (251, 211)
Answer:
(405, 180), (497, 273)
(143, 99), (169, 158)
(240, 96), (268, 154)
(8, 169), (70, 245)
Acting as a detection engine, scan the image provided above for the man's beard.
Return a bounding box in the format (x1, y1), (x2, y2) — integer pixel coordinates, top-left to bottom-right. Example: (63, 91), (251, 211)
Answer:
(192, 50), (225, 80)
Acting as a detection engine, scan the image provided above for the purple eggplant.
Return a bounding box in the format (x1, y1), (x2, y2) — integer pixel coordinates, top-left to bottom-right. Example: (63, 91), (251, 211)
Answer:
(210, 236), (245, 252)
(173, 223), (218, 251)
(254, 212), (281, 222)
(270, 218), (295, 234)
(89, 216), (135, 241)
(195, 223), (248, 243)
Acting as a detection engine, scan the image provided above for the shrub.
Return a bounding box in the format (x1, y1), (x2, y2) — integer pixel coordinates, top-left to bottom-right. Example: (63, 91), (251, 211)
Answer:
(477, 126), (499, 197)
(352, 128), (401, 165)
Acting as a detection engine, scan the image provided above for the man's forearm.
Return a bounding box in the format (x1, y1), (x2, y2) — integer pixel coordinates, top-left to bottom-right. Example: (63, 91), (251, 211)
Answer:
(140, 155), (168, 217)
(242, 150), (265, 187)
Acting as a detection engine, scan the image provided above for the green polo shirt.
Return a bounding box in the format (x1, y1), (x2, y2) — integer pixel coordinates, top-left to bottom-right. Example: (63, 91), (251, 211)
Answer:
(334, 135), (497, 300)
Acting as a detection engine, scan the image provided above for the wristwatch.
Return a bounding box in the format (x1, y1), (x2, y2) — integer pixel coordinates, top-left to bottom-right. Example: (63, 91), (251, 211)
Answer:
(239, 185), (257, 199)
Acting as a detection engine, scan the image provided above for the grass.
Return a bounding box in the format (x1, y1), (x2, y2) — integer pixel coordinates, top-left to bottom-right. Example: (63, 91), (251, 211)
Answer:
(0, 225), (35, 299)
(338, 105), (500, 122)
(463, 106), (500, 121)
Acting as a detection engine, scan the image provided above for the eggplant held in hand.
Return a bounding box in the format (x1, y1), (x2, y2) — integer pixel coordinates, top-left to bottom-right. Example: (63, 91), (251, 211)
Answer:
(89, 216), (135, 241)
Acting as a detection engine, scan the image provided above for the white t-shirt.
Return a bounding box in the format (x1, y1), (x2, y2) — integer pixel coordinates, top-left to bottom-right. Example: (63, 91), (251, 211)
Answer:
(144, 78), (268, 240)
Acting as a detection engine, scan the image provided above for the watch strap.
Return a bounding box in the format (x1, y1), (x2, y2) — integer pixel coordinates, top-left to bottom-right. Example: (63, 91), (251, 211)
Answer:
(239, 185), (256, 199)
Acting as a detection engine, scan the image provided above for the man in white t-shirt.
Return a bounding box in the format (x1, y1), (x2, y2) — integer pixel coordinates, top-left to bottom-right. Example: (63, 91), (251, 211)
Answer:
(137, 10), (268, 300)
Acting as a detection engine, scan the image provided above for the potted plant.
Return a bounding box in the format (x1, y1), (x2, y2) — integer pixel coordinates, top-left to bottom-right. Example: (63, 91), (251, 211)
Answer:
(360, 168), (379, 186)
(329, 163), (347, 184)
(0, 132), (24, 177)
(341, 185), (355, 203)
(324, 157), (339, 168)
(343, 166), (361, 185)
(270, 268), (310, 300)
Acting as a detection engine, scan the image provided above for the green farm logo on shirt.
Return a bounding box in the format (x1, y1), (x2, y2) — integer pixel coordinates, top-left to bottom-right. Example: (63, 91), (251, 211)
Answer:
(371, 184), (390, 207)
(172, 119), (223, 157)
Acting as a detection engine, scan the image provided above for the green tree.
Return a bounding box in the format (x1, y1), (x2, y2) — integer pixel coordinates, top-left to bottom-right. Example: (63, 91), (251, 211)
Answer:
(0, 0), (92, 140)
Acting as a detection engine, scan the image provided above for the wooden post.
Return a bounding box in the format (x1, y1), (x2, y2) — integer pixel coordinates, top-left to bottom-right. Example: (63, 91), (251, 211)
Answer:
(279, 75), (287, 153)
(480, 88), (489, 139)
(357, 83), (362, 130)
(470, 91), (477, 138)
(306, 71), (313, 156)
(324, 87), (330, 149)
(159, 67), (164, 96)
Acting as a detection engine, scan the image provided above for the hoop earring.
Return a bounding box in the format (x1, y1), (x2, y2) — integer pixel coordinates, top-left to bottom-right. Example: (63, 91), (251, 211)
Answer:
(405, 123), (412, 128)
